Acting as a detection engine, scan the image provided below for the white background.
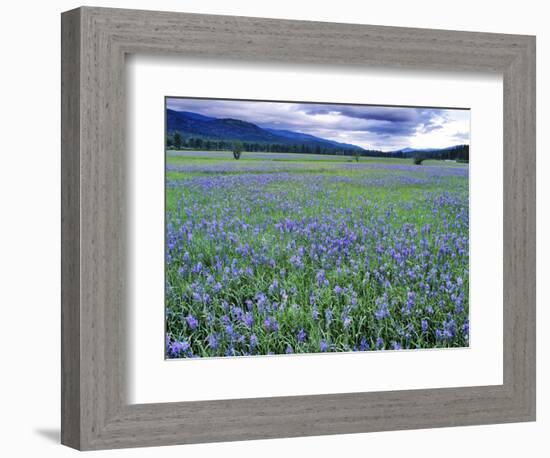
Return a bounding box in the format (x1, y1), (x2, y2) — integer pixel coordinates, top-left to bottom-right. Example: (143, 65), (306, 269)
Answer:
(0, 0), (546, 457)
(128, 57), (503, 403)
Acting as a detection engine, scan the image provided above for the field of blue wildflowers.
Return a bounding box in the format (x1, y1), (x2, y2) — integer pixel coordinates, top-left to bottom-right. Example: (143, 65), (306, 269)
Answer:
(165, 153), (469, 358)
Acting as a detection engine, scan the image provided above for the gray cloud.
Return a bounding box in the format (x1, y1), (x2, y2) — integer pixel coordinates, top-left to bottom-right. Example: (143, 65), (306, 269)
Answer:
(166, 98), (470, 151)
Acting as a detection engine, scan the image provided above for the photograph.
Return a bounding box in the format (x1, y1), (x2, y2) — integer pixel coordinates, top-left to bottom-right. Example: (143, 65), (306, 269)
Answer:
(164, 97), (470, 358)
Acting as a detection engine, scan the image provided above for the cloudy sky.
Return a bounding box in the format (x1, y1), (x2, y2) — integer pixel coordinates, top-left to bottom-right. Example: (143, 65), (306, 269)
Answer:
(166, 98), (470, 151)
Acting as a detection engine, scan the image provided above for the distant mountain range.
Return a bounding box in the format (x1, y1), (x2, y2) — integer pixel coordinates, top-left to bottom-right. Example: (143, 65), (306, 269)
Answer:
(166, 109), (468, 159)
(166, 109), (364, 152)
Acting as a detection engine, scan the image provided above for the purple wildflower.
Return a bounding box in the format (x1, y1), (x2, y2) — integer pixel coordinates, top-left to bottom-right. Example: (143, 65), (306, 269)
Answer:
(244, 312), (254, 328)
(421, 319), (429, 333)
(375, 296), (390, 320)
(312, 306), (319, 320)
(207, 334), (218, 350)
(391, 341), (402, 350)
(185, 314), (198, 330)
(250, 334), (258, 348)
(168, 339), (190, 357)
(324, 308), (333, 326)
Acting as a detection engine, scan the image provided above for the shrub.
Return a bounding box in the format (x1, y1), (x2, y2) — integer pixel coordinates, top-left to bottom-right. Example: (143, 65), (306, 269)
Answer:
(233, 141), (243, 160)
(173, 132), (182, 150)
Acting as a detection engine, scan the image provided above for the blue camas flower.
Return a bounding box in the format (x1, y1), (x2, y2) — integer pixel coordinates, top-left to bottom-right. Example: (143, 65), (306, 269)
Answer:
(167, 339), (190, 357)
(375, 296), (390, 320)
(207, 334), (218, 350)
(185, 314), (198, 331)
(391, 341), (402, 350)
(421, 319), (429, 333)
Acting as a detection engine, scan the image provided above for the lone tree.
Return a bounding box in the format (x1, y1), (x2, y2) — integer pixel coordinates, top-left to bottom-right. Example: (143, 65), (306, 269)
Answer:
(173, 132), (182, 150)
(232, 140), (243, 160)
(353, 151), (360, 162)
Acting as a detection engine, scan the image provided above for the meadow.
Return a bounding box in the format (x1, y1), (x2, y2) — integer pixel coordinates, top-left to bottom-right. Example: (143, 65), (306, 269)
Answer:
(165, 151), (469, 358)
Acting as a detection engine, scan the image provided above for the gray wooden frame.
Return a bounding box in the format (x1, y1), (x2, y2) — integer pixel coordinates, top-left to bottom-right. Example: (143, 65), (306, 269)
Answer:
(61, 6), (536, 451)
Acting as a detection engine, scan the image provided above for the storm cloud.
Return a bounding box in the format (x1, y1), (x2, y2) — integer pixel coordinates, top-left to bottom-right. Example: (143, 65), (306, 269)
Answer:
(166, 98), (470, 151)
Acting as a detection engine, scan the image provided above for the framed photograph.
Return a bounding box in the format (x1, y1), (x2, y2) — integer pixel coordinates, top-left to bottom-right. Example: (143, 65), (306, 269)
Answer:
(61, 6), (536, 450)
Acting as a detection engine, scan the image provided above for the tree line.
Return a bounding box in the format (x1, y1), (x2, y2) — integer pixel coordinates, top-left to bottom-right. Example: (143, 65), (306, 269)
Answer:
(410, 144), (469, 162)
(166, 132), (469, 162)
(166, 132), (362, 155)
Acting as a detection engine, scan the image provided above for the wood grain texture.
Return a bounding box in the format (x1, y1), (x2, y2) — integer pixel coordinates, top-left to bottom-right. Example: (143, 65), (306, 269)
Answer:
(61, 7), (81, 449)
(60, 6), (536, 450)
